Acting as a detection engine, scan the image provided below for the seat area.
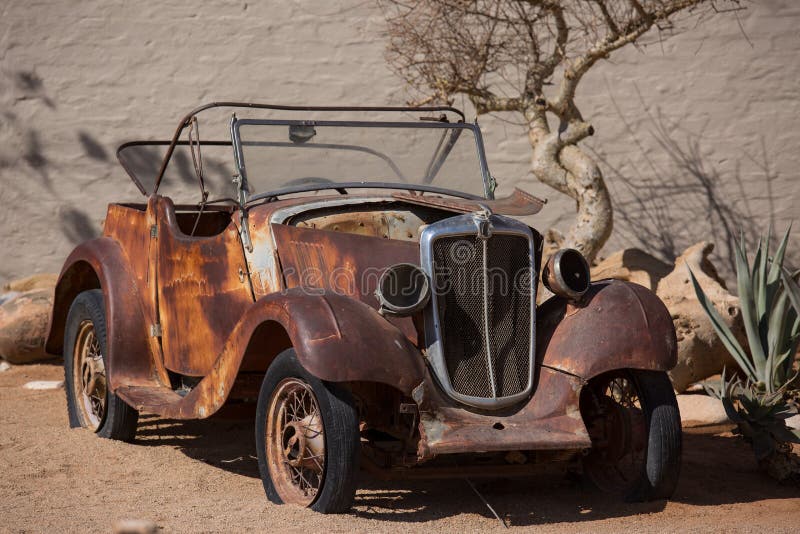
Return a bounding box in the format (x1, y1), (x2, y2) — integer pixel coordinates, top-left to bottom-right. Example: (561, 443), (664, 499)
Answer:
(170, 204), (235, 237)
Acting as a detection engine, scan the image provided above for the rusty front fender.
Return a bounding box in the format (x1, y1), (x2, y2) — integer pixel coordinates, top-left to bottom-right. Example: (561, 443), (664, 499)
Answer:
(167, 289), (425, 419)
(259, 290), (425, 392)
(45, 238), (163, 388)
(537, 280), (677, 380)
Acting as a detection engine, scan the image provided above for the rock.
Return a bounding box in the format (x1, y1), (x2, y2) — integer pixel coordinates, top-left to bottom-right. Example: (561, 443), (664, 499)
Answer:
(112, 519), (158, 534)
(0, 291), (21, 306)
(0, 276), (57, 364)
(22, 380), (63, 390)
(677, 393), (731, 428)
(0, 360), (11, 372)
(657, 242), (743, 392)
(786, 414), (800, 431)
(2, 273), (58, 293)
(592, 248), (672, 291)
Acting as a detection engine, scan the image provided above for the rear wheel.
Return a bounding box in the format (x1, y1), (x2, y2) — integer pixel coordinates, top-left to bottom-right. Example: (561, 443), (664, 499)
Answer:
(64, 289), (138, 441)
(255, 349), (360, 513)
(581, 369), (681, 501)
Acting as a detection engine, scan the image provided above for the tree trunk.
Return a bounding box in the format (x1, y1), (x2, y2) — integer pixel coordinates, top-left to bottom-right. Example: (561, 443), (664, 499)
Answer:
(527, 125), (613, 263)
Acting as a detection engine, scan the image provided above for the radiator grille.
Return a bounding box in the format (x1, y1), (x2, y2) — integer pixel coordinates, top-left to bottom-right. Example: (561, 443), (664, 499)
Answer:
(432, 233), (532, 399)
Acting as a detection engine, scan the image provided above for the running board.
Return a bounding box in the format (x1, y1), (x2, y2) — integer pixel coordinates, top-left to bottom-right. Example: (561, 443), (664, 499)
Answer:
(115, 385), (183, 414)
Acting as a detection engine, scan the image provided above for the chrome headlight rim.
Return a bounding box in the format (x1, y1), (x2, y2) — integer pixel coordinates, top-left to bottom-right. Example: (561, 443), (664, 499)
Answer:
(375, 262), (431, 316)
(543, 248), (590, 300)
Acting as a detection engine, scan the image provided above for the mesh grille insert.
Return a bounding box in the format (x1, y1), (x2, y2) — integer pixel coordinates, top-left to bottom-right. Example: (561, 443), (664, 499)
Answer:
(432, 233), (532, 399)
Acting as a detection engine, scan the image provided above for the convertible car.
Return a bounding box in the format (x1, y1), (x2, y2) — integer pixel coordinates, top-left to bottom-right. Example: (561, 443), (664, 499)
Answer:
(46, 102), (681, 513)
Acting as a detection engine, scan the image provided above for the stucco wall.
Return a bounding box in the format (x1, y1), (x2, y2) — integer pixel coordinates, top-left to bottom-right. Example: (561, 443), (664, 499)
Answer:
(1, 0), (798, 285)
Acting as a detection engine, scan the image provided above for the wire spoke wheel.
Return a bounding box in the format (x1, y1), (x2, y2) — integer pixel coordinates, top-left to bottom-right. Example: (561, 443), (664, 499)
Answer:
(265, 378), (326, 506)
(72, 319), (107, 431)
(256, 350), (360, 513)
(583, 371), (648, 493)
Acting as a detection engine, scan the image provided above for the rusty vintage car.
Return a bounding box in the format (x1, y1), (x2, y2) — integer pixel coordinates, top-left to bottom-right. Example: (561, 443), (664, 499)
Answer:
(46, 102), (681, 513)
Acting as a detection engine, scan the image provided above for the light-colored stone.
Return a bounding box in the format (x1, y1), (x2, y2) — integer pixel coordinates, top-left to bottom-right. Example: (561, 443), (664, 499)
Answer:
(658, 242), (744, 393)
(786, 414), (800, 431)
(2, 274), (59, 293)
(592, 248), (672, 291)
(112, 519), (158, 534)
(677, 394), (732, 428)
(22, 380), (63, 390)
(0, 285), (56, 364)
(0, 360), (12, 372)
(0, 291), (21, 306)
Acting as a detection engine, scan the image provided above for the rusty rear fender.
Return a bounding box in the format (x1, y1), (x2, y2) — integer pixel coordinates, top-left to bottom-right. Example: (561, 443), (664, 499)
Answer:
(537, 280), (678, 381)
(45, 237), (164, 388)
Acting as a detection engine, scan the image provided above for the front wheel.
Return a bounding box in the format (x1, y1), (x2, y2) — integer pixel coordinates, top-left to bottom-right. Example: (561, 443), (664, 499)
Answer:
(255, 349), (360, 513)
(581, 369), (682, 501)
(64, 289), (138, 441)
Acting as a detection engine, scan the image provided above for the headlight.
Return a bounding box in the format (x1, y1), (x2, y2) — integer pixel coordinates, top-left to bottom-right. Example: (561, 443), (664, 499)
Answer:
(542, 248), (590, 300)
(376, 263), (431, 316)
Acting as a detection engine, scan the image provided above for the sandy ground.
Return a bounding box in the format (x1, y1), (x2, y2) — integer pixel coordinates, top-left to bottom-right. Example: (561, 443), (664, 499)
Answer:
(1, 363), (799, 533)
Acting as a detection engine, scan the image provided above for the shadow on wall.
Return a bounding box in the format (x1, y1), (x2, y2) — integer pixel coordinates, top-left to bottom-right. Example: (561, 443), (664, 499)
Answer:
(592, 88), (795, 282)
(117, 141), (236, 200)
(59, 207), (99, 244)
(0, 70), (56, 191)
(14, 70), (55, 109)
(77, 130), (109, 161)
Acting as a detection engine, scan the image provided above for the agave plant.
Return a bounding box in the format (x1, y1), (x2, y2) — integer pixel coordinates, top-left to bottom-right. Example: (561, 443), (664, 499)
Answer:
(705, 370), (800, 463)
(689, 227), (800, 393)
(691, 227), (800, 480)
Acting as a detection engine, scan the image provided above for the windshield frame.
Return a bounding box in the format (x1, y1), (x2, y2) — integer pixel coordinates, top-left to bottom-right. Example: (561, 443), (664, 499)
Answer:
(116, 102), (495, 201)
(231, 118), (494, 201)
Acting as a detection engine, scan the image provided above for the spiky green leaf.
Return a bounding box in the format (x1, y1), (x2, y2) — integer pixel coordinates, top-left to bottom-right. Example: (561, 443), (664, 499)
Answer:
(754, 230), (769, 325)
(734, 240), (769, 384)
(721, 397), (744, 424)
(781, 266), (800, 317)
(768, 422), (800, 444)
(766, 226), (791, 303)
(688, 266), (756, 379)
(768, 291), (790, 356)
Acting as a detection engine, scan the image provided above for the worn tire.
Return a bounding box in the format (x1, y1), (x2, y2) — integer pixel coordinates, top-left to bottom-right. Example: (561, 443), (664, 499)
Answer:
(255, 349), (360, 513)
(583, 369), (682, 502)
(64, 289), (138, 441)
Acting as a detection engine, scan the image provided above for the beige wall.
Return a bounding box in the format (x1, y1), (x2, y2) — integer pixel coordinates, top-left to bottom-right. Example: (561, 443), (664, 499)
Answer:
(1, 0), (798, 285)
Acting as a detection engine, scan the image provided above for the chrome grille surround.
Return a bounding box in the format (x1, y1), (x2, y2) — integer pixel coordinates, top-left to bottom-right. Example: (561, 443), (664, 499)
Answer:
(420, 212), (537, 410)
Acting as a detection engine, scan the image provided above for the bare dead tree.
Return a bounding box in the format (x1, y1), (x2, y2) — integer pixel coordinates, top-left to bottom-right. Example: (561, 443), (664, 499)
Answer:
(380, 0), (742, 261)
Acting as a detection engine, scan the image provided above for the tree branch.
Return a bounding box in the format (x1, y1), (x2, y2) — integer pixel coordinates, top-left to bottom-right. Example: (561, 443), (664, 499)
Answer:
(552, 0), (711, 117)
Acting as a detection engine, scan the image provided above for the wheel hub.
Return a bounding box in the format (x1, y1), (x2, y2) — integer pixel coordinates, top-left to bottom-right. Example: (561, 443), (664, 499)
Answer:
(582, 372), (648, 493)
(73, 320), (106, 430)
(282, 415), (324, 468)
(596, 397), (640, 462)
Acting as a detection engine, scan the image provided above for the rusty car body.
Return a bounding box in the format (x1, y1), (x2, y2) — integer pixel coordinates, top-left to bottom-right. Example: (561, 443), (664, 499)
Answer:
(46, 102), (681, 513)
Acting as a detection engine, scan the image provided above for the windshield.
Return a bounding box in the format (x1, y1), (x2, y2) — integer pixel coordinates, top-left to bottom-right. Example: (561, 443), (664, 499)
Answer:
(233, 120), (490, 200)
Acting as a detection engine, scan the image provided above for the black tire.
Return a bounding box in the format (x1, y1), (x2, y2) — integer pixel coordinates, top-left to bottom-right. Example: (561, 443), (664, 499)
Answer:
(581, 369), (682, 501)
(64, 289), (138, 441)
(255, 349), (360, 513)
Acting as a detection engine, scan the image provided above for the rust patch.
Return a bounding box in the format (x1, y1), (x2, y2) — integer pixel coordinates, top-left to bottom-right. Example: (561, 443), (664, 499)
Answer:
(392, 187), (545, 216)
(537, 280), (678, 380)
(154, 197), (254, 376)
(415, 365), (590, 459)
(272, 223), (421, 344)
